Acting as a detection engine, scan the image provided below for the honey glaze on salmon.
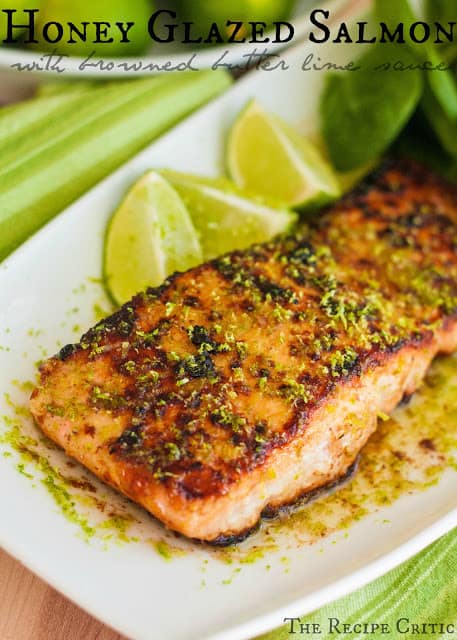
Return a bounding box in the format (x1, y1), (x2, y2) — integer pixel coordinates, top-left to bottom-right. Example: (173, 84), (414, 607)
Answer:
(30, 159), (457, 544)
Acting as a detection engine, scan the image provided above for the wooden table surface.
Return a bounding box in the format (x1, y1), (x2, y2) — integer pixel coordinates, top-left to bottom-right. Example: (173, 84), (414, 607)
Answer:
(0, 548), (127, 640)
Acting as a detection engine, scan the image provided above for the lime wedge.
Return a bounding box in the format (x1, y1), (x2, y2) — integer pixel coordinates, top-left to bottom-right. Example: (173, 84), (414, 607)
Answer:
(159, 170), (297, 260)
(104, 171), (202, 305)
(227, 100), (341, 210)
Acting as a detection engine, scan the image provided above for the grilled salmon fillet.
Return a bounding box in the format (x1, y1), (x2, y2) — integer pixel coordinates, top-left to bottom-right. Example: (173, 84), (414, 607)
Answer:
(30, 159), (457, 544)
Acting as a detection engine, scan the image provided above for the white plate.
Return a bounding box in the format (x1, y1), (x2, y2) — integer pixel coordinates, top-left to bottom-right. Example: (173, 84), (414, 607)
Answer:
(1, 3), (457, 640)
(0, 0), (348, 77)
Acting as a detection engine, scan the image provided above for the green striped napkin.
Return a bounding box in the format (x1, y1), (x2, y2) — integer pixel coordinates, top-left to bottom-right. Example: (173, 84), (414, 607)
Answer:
(258, 528), (457, 640)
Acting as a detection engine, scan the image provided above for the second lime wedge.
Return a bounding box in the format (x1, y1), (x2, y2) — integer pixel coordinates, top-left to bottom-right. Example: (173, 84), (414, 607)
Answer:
(227, 100), (341, 210)
(104, 171), (202, 305)
(160, 169), (297, 260)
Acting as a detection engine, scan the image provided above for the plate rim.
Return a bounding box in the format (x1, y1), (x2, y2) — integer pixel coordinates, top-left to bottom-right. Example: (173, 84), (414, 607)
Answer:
(1, 507), (456, 640)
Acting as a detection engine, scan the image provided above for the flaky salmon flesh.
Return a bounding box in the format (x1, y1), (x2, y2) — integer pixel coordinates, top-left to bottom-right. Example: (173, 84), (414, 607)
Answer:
(30, 159), (457, 544)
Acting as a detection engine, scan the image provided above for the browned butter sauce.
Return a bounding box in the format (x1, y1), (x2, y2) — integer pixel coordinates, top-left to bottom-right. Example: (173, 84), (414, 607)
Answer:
(252, 353), (457, 549)
(217, 353), (457, 562)
(1, 355), (456, 561)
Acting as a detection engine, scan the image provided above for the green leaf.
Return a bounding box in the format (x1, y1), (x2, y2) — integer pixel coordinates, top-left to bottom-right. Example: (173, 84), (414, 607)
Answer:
(375, 0), (457, 121)
(426, 0), (455, 24)
(420, 82), (457, 157)
(424, 49), (457, 120)
(375, 0), (414, 26)
(426, 0), (457, 63)
(321, 44), (422, 172)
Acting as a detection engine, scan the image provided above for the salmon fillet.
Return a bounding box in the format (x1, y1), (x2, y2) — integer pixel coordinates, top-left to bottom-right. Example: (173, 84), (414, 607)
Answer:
(30, 159), (457, 544)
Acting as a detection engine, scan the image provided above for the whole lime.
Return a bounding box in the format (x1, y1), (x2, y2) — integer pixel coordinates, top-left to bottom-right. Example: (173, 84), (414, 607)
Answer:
(1, 0), (41, 42)
(33, 0), (152, 56)
(174, 0), (296, 41)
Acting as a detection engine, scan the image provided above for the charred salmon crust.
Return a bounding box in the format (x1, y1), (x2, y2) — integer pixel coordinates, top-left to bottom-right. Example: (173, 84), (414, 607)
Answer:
(30, 158), (457, 543)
